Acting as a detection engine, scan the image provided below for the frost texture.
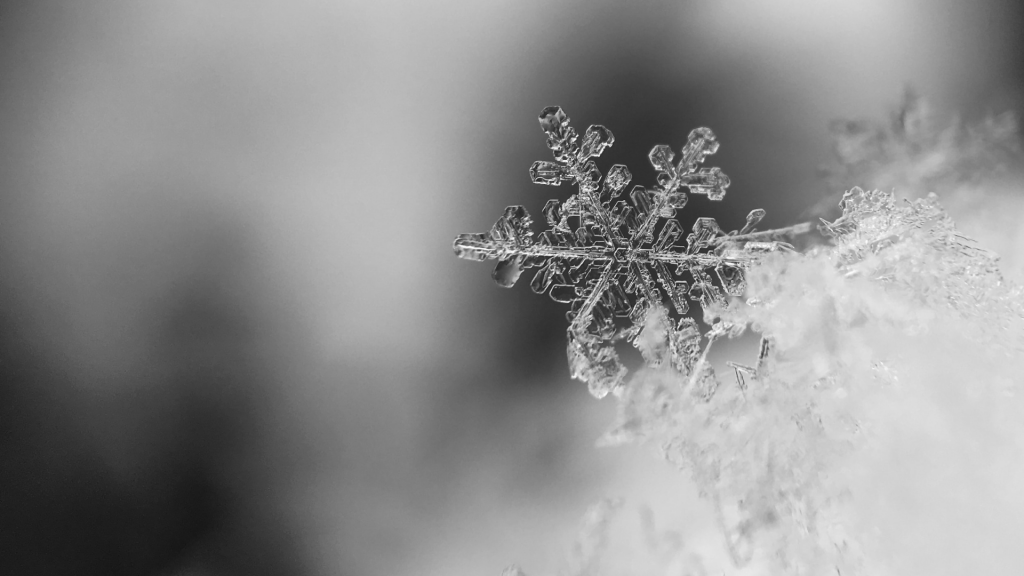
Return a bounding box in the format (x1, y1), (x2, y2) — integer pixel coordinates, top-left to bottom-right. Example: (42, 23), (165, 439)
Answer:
(600, 188), (1024, 575)
(454, 107), (809, 398)
(504, 187), (1024, 576)
(461, 105), (1024, 575)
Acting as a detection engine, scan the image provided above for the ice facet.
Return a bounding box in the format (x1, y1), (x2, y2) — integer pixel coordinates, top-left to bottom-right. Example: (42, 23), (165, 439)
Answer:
(503, 206), (533, 241)
(542, 199), (562, 229)
(530, 160), (568, 185)
(549, 284), (577, 303)
(679, 126), (719, 171)
(453, 233), (491, 261)
(579, 125), (614, 159)
(492, 256), (524, 288)
(655, 219), (683, 252)
(630, 186), (653, 219)
(580, 161), (601, 186)
(648, 144), (676, 175)
(603, 164), (632, 199)
(539, 106), (568, 137)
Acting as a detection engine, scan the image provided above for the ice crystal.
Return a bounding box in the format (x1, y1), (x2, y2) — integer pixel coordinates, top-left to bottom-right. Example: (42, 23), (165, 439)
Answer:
(454, 107), (809, 398)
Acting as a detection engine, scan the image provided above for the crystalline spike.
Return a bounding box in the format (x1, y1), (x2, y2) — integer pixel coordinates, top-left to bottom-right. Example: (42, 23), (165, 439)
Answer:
(678, 127), (720, 172)
(648, 144), (677, 175)
(579, 125), (615, 159)
(740, 208), (767, 234)
(454, 107), (808, 395)
(530, 160), (569, 185)
(728, 361), (754, 390)
(757, 335), (771, 362)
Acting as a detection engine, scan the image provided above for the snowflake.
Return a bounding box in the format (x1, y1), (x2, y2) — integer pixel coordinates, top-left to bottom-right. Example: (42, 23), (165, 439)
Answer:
(454, 107), (809, 398)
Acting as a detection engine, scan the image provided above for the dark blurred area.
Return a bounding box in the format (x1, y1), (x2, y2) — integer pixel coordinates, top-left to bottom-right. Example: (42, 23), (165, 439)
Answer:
(1, 1), (1021, 575)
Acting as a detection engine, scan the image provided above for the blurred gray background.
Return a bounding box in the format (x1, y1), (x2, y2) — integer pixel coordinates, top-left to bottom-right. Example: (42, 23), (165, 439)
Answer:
(0, 1), (1021, 575)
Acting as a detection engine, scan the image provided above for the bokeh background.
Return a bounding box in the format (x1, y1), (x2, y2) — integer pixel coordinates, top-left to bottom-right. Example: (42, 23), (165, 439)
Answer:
(1, 1), (1021, 575)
